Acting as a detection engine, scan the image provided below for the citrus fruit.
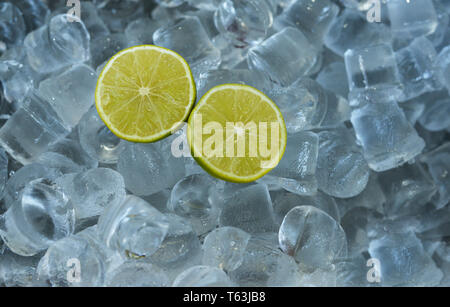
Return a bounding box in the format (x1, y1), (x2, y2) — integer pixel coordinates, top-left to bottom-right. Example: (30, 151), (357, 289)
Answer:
(96, 45), (196, 143)
(187, 84), (287, 183)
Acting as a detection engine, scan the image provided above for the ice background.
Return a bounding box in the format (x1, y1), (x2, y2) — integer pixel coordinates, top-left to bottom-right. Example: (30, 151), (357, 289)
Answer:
(0, 0), (448, 287)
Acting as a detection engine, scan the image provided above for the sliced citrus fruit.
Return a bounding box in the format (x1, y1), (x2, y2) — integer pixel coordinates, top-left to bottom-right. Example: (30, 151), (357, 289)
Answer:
(187, 84), (287, 183)
(96, 45), (196, 143)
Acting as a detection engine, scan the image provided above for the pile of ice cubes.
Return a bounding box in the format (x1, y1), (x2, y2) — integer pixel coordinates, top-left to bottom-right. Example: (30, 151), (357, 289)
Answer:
(0, 0), (449, 287)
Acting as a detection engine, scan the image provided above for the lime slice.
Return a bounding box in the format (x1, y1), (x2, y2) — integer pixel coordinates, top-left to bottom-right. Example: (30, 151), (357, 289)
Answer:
(96, 45), (196, 143)
(188, 84), (287, 183)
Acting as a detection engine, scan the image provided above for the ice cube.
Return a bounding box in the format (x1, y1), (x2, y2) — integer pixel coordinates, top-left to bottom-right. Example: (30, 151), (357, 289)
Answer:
(229, 233), (301, 286)
(345, 43), (403, 104)
(335, 172), (386, 216)
(37, 226), (109, 287)
(186, 0), (221, 11)
(378, 163), (437, 217)
(95, 0), (145, 33)
(262, 131), (318, 196)
(56, 168), (126, 222)
(340, 207), (383, 256)
(316, 126), (370, 198)
(24, 14), (90, 74)
(202, 226), (251, 272)
(90, 33), (129, 70)
(37, 138), (99, 175)
(0, 3), (26, 51)
(38, 64), (97, 128)
(78, 106), (125, 164)
(77, 1), (109, 40)
(435, 46), (450, 92)
(270, 78), (328, 132)
(274, 0), (339, 48)
(420, 143), (450, 209)
(248, 27), (319, 86)
(117, 142), (185, 196)
(219, 184), (277, 233)
(0, 178), (75, 256)
(271, 189), (340, 225)
(387, 0), (438, 38)
(153, 16), (221, 78)
(419, 97), (450, 132)
(148, 213), (202, 280)
(155, 0), (185, 8)
(316, 61), (349, 99)
(14, 0), (49, 32)
(97, 195), (169, 259)
(106, 262), (170, 287)
(368, 232), (443, 286)
(173, 265), (233, 287)
(395, 37), (441, 101)
(279, 206), (347, 270)
(125, 17), (159, 46)
(324, 9), (392, 57)
(211, 34), (248, 70)
(2, 163), (62, 210)
(167, 174), (221, 235)
(196, 69), (273, 100)
(0, 249), (41, 286)
(0, 148), (7, 198)
(351, 97), (425, 171)
(0, 92), (71, 165)
(214, 0), (274, 47)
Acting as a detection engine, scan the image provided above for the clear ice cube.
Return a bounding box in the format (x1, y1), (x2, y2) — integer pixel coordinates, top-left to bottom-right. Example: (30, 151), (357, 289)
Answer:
(0, 92), (71, 165)
(395, 37), (441, 101)
(38, 64), (97, 128)
(345, 43), (402, 104)
(387, 0), (438, 38)
(351, 97), (426, 172)
(368, 232), (443, 286)
(278, 206), (347, 270)
(106, 262), (170, 287)
(248, 27), (319, 86)
(0, 178), (75, 256)
(219, 184), (277, 233)
(262, 131), (319, 196)
(316, 126), (370, 198)
(24, 14), (90, 74)
(274, 0), (339, 48)
(37, 226), (109, 287)
(229, 233), (301, 286)
(420, 143), (450, 209)
(324, 9), (392, 57)
(97, 195), (169, 259)
(167, 174), (221, 235)
(214, 0), (274, 47)
(153, 16), (221, 78)
(202, 226), (251, 272)
(117, 142), (185, 196)
(172, 265), (233, 287)
(78, 106), (125, 165)
(56, 168), (126, 222)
